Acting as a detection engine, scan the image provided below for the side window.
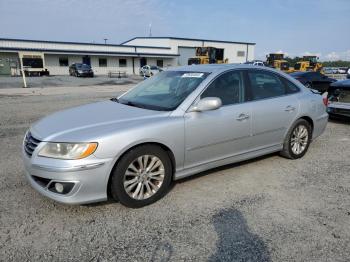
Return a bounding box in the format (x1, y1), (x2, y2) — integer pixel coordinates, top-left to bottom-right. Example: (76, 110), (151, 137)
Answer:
(283, 78), (300, 94)
(248, 71), (286, 100)
(201, 71), (244, 106)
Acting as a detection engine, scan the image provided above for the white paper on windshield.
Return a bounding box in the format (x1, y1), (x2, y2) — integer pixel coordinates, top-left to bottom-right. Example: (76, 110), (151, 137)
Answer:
(181, 73), (204, 78)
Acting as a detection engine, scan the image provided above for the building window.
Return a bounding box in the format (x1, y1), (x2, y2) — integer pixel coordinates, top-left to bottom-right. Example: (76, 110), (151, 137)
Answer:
(156, 60), (163, 68)
(119, 59), (127, 67)
(237, 51), (245, 57)
(99, 58), (107, 67)
(59, 57), (68, 66)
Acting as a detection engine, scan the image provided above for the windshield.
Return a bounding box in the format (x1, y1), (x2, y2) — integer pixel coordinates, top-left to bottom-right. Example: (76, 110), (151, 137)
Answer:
(294, 63), (301, 70)
(118, 71), (209, 111)
(76, 64), (91, 69)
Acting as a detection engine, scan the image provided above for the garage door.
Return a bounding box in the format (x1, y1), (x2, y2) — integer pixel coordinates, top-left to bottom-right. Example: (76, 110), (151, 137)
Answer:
(178, 47), (196, 66)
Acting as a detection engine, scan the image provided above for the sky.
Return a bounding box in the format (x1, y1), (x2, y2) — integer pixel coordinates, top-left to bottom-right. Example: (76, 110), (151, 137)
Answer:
(0, 0), (349, 61)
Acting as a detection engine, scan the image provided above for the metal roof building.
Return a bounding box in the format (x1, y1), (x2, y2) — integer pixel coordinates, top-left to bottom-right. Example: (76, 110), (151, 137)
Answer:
(0, 37), (255, 76)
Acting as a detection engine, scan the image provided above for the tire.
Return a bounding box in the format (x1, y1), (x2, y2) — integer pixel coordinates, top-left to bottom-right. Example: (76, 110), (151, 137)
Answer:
(110, 145), (172, 208)
(280, 119), (312, 159)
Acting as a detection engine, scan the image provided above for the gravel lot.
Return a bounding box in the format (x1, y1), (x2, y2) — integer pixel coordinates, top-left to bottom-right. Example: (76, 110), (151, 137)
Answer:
(0, 85), (349, 261)
(0, 75), (143, 89)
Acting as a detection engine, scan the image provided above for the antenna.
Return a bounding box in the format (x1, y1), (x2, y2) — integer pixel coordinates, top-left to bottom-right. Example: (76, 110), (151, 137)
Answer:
(149, 23), (152, 37)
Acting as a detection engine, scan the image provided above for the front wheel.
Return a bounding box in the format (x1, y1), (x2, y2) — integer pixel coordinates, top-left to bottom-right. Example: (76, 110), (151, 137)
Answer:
(280, 119), (312, 159)
(110, 145), (172, 208)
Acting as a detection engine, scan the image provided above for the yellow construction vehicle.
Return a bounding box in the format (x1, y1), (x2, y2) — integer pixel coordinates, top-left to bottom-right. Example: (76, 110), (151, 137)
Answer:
(188, 47), (228, 65)
(266, 53), (291, 72)
(293, 56), (323, 72)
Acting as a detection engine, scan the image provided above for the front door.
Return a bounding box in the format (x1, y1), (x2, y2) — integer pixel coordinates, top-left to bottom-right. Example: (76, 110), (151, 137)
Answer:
(247, 70), (299, 149)
(184, 70), (252, 169)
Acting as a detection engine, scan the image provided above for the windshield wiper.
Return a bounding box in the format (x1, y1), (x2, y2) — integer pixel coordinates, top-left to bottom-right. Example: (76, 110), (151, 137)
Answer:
(110, 97), (119, 102)
(118, 99), (146, 109)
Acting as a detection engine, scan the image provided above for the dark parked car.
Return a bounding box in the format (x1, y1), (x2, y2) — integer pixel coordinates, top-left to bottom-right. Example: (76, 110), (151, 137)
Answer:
(327, 79), (350, 119)
(289, 71), (336, 93)
(69, 63), (94, 77)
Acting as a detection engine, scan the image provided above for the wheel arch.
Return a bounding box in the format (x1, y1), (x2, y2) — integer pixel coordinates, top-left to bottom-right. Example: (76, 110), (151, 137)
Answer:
(106, 142), (176, 198)
(298, 115), (314, 138)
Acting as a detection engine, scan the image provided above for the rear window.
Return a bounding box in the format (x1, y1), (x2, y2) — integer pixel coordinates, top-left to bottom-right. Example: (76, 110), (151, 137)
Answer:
(329, 89), (350, 103)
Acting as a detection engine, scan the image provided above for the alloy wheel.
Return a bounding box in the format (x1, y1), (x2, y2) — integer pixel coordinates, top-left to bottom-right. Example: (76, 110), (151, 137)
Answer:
(123, 155), (165, 200)
(290, 125), (309, 155)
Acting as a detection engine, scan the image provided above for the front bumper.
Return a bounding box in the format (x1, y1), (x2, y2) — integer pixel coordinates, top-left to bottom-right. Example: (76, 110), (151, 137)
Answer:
(77, 71), (94, 77)
(22, 149), (114, 204)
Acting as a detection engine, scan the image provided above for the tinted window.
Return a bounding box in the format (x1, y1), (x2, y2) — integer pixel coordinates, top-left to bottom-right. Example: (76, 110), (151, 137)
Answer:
(283, 78), (300, 94)
(156, 60), (163, 68)
(59, 57), (68, 67)
(76, 64), (91, 69)
(119, 59), (127, 67)
(99, 58), (107, 67)
(248, 71), (286, 100)
(201, 71), (244, 105)
(22, 58), (43, 68)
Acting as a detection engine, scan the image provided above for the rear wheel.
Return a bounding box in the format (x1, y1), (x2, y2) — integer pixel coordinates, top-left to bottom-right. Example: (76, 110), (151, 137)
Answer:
(280, 119), (312, 159)
(110, 145), (172, 208)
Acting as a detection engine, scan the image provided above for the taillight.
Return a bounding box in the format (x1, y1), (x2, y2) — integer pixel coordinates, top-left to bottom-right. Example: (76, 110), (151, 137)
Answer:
(322, 97), (329, 106)
(322, 92), (329, 106)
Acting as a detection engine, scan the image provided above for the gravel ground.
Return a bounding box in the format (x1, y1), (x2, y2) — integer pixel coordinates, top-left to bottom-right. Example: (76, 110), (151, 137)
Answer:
(0, 75), (143, 89)
(0, 86), (349, 261)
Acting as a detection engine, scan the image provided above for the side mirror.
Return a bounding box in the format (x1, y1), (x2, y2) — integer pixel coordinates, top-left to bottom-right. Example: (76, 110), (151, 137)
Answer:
(189, 97), (222, 112)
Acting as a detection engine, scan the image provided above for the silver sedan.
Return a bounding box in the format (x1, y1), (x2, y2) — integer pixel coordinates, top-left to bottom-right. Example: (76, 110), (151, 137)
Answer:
(22, 64), (328, 207)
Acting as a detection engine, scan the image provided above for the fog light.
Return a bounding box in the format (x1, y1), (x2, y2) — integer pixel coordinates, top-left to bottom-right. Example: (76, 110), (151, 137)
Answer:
(48, 181), (75, 194)
(55, 183), (64, 193)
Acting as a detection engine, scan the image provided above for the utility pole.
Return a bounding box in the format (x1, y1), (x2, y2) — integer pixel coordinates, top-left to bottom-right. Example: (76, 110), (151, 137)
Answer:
(104, 38), (108, 45)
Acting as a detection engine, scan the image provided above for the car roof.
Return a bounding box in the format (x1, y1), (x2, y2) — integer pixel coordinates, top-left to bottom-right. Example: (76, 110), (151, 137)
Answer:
(290, 71), (314, 76)
(167, 63), (271, 73)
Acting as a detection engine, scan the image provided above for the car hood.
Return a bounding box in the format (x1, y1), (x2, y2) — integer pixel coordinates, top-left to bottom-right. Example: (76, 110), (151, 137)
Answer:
(31, 100), (170, 141)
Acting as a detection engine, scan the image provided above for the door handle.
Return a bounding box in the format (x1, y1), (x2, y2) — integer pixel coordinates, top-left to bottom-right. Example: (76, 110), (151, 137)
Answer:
(236, 113), (250, 121)
(285, 105), (296, 112)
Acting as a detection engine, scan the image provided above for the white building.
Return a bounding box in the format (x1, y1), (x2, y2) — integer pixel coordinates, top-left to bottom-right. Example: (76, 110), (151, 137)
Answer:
(0, 37), (255, 76)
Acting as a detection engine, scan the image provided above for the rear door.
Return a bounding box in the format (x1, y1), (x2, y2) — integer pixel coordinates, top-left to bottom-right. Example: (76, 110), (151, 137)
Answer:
(184, 70), (252, 169)
(247, 70), (299, 149)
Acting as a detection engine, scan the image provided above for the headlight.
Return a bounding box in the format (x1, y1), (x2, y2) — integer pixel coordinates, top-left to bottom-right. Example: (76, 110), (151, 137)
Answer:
(38, 142), (97, 159)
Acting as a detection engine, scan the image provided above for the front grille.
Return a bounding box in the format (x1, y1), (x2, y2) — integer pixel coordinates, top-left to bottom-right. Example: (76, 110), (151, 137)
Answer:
(24, 132), (41, 157)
